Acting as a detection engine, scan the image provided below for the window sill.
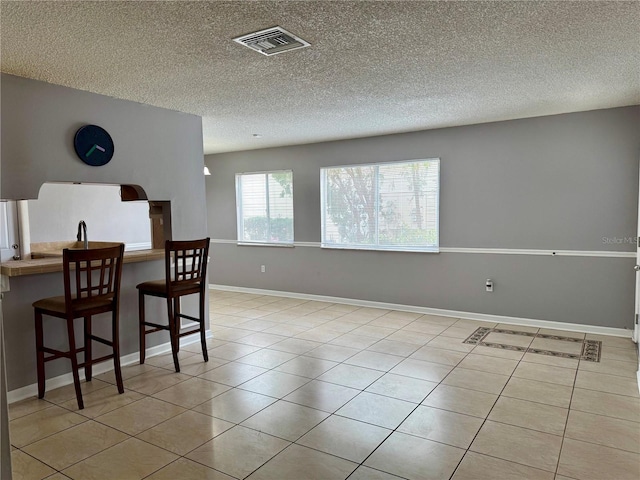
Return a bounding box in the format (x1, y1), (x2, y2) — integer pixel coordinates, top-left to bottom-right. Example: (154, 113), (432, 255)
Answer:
(237, 242), (294, 248)
(321, 244), (439, 253)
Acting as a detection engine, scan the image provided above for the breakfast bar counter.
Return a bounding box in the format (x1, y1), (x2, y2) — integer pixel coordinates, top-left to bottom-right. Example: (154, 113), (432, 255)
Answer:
(1, 249), (164, 277)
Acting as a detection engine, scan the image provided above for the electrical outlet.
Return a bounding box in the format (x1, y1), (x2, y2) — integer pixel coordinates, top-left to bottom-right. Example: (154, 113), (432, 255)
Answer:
(261, 265), (266, 273)
(485, 279), (494, 292)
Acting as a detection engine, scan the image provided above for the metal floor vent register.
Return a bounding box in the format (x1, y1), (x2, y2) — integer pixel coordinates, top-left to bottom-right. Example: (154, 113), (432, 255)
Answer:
(233, 26), (310, 56)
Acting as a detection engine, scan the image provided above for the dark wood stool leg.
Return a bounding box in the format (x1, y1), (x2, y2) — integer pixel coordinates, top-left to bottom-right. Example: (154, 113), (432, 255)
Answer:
(34, 310), (46, 399)
(66, 317), (84, 410)
(84, 316), (92, 382)
(199, 289), (208, 362)
(167, 298), (180, 372)
(174, 297), (181, 354)
(112, 309), (124, 394)
(139, 290), (146, 364)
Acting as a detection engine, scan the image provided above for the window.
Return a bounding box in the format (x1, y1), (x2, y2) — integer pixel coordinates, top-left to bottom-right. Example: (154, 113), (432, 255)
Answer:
(236, 170), (294, 244)
(321, 159), (439, 252)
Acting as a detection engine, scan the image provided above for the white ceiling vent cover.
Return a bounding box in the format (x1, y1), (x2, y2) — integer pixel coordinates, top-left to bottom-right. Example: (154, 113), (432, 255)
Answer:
(233, 27), (310, 56)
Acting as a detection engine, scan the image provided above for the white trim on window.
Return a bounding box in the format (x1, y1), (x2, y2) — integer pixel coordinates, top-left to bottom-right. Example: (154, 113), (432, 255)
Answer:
(235, 170), (294, 245)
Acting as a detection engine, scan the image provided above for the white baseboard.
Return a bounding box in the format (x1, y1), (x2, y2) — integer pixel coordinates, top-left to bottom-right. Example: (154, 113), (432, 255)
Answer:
(7, 331), (213, 404)
(210, 284), (633, 338)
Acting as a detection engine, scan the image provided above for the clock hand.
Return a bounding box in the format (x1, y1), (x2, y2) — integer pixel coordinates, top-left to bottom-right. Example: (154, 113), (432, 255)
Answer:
(85, 144), (105, 157)
(85, 145), (97, 157)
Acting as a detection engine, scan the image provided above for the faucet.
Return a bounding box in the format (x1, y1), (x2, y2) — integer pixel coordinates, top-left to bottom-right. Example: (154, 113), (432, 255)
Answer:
(77, 221), (88, 249)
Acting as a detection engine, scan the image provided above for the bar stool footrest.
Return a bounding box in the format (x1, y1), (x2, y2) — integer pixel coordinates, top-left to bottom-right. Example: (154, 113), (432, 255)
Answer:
(142, 321), (171, 330)
(177, 313), (201, 323)
(41, 346), (86, 362)
(88, 335), (114, 347)
(177, 329), (203, 338)
(79, 353), (114, 367)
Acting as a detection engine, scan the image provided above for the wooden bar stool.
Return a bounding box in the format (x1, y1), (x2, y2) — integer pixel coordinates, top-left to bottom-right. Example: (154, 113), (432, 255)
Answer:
(137, 238), (210, 372)
(33, 243), (125, 410)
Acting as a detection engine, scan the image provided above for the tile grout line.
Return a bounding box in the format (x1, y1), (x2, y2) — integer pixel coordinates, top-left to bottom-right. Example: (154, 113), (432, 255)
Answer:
(444, 353), (517, 478)
(447, 328), (568, 478)
(553, 354), (580, 478)
(342, 327), (479, 479)
(142, 303), (408, 478)
(207, 308), (398, 480)
(208, 305), (587, 477)
(17, 363), (213, 475)
(206, 303), (455, 478)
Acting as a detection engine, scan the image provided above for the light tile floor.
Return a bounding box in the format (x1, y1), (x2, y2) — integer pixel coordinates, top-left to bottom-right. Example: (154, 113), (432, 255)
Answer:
(9, 290), (640, 480)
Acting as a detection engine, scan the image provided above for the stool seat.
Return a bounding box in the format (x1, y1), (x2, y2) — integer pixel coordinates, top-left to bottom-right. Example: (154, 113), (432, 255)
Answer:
(137, 238), (210, 372)
(136, 279), (200, 296)
(33, 294), (115, 316)
(33, 243), (125, 410)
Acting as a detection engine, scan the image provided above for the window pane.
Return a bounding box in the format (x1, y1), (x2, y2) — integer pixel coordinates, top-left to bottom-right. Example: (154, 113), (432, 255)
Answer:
(323, 165), (376, 246)
(378, 160), (439, 248)
(239, 174), (267, 242)
(321, 159), (439, 252)
(237, 171), (293, 244)
(267, 172), (294, 242)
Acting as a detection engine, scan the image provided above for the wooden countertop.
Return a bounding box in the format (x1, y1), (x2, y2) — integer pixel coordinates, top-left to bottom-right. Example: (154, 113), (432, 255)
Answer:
(0, 249), (164, 277)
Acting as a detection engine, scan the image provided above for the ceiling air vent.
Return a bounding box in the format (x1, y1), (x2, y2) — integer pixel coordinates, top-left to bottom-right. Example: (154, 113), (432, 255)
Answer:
(233, 27), (310, 56)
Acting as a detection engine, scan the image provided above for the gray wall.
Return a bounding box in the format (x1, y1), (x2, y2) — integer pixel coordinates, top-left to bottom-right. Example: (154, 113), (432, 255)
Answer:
(1, 74), (205, 241)
(1, 74), (208, 391)
(0, 308), (12, 479)
(206, 106), (640, 329)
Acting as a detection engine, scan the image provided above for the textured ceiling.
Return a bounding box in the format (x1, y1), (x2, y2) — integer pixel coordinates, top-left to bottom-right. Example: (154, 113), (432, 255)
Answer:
(1, 1), (639, 154)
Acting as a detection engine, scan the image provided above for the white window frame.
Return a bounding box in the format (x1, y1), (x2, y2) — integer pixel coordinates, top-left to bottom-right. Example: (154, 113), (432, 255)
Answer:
(321, 158), (440, 253)
(235, 170), (294, 246)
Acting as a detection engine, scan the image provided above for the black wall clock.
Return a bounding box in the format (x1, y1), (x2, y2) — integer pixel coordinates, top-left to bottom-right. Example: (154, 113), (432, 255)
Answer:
(73, 124), (114, 166)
